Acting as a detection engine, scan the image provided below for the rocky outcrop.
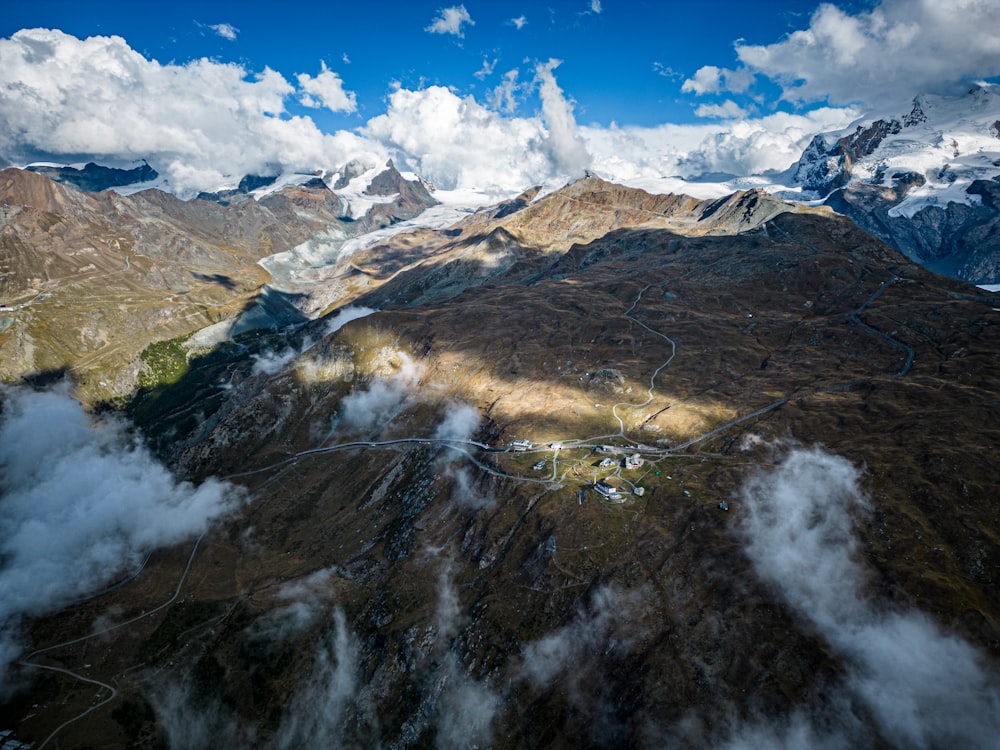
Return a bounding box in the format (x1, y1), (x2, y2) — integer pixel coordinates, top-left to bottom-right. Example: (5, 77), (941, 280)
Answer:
(25, 160), (158, 192)
(794, 119), (902, 195)
(825, 177), (1000, 282)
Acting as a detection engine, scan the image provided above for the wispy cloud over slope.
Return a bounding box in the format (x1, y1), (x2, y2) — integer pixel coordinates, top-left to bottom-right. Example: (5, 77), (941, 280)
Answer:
(0, 385), (240, 692)
(735, 445), (1000, 748)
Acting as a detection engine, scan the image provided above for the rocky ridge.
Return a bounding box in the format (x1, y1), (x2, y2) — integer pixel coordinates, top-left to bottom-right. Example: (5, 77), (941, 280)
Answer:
(792, 85), (1000, 282)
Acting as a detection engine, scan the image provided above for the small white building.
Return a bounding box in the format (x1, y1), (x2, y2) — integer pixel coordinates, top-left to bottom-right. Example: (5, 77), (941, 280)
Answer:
(624, 454), (644, 469)
(510, 439), (533, 451)
(594, 480), (624, 503)
(599, 457), (617, 469)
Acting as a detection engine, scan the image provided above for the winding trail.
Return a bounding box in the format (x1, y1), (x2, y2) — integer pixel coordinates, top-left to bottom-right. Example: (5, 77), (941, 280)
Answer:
(19, 536), (205, 749)
(848, 274), (915, 376)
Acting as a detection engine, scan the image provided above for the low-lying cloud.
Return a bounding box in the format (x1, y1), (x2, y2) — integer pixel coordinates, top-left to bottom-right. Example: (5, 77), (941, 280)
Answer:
(734, 445), (1000, 748)
(251, 305), (376, 376)
(0, 384), (240, 693)
(338, 353), (424, 433)
(275, 608), (360, 750)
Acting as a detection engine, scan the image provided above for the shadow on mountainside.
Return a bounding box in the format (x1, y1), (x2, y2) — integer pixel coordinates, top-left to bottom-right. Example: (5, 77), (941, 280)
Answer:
(6, 211), (1000, 749)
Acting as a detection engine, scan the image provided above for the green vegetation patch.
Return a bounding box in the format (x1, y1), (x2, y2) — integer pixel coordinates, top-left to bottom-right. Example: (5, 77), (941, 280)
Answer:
(137, 334), (192, 389)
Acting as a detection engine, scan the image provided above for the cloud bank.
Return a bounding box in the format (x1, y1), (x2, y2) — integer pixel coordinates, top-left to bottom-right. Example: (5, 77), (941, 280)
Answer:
(0, 27), (864, 196)
(0, 385), (240, 692)
(736, 0), (1000, 106)
(0, 28), (372, 195)
(734, 445), (1000, 748)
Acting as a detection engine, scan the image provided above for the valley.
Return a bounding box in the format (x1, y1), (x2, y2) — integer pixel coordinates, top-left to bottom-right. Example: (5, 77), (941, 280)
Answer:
(2, 172), (998, 748)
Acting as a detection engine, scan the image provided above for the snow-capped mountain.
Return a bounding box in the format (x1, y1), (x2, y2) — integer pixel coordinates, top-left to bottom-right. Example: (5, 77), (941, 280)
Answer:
(791, 84), (1000, 282)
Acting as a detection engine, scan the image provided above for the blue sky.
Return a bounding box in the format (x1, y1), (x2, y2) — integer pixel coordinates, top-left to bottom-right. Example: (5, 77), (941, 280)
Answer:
(2, 1), (998, 194)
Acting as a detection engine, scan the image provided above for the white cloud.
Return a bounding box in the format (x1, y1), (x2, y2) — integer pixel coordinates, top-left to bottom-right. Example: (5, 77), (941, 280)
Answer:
(209, 23), (238, 41)
(0, 28), (859, 197)
(0, 385), (240, 692)
(694, 99), (749, 119)
(581, 106), (858, 180)
(736, 0), (1000, 106)
(425, 5), (474, 38)
(534, 59), (592, 176)
(275, 609), (359, 750)
(473, 57), (497, 81)
(338, 353), (424, 433)
(0, 28), (379, 195)
(296, 61), (357, 113)
(652, 61), (682, 80)
(510, 16), (528, 30)
(682, 65), (723, 95)
(590, 0), (603, 13)
(735, 445), (1000, 748)
(362, 85), (553, 191)
(682, 65), (753, 96)
(490, 69), (523, 113)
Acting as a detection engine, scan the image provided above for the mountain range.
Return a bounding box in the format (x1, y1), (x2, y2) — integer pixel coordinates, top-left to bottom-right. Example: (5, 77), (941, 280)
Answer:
(0, 89), (999, 749)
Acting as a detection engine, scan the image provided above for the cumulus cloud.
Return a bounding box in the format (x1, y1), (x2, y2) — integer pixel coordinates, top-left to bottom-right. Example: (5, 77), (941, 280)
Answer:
(509, 15), (528, 30)
(534, 59), (592, 176)
(735, 445), (1000, 748)
(209, 23), (238, 41)
(363, 85), (552, 191)
(694, 100), (749, 120)
(736, 0), (1000, 106)
(0, 28), (379, 195)
(0, 385), (240, 692)
(682, 65), (754, 96)
(297, 61), (357, 113)
(590, 0), (603, 13)
(682, 65), (724, 95)
(0, 27), (864, 195)
(425, 5), (474, 38)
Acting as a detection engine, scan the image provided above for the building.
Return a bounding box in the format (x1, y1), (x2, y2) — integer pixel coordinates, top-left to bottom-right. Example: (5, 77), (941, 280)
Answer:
(594, 480), (624, 503)
(624, 453), (644, 469)
(509, 439), (533, 451)
(599, 457), (617, 469)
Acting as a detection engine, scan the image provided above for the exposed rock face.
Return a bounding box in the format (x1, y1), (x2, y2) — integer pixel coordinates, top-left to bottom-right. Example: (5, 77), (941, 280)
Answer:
(792, 88), (1000, 283)
(794, 119), (902, 194)
(825, 176), (1000, 282)
(9, 177), (998, 749)
(25, 160), (158, 192)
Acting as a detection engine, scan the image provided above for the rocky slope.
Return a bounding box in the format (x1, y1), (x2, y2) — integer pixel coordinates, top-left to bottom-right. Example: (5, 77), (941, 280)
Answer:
(4, 180), (998, 748)
(0, 161), (437, 402)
